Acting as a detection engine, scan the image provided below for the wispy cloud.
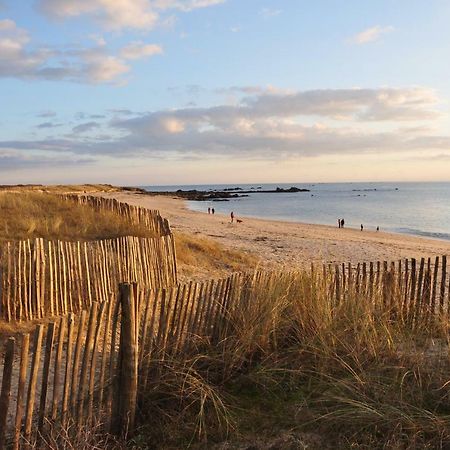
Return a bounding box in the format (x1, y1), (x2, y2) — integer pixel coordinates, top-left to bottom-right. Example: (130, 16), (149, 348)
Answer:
(349, 25), (394, 45)
(37, 110), (57, 118)
(37, 0), (226, 31)
(259, 8), (282, 19)
(119, 42), (163, 60)
(72, 121), (101, 133)
(36, 121), (62, 129)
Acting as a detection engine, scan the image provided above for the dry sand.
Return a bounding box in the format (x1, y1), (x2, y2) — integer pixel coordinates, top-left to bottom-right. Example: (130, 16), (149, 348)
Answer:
(104, 192), (450, 267)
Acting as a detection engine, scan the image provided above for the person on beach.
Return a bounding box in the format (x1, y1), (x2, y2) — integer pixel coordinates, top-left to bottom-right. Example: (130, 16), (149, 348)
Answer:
(230, 211), (234, 223)
(376, 226), (379, 232)
(338, 218), (341, 228)
(361, 224), (364, 231)
(212, 208), (215, 215)
(341, 218), (345, 228)
(208, 207), (211, 214)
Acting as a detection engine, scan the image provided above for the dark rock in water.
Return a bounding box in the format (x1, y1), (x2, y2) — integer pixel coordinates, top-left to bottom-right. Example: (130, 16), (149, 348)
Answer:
(275, 186), (307, 193)
(144, 186), (308, 201)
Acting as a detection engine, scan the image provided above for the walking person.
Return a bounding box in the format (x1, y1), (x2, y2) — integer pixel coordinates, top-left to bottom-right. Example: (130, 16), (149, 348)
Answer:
(208, 207), (211, 214)
(230, 211), (234, 223)
(338, 218), (341, 228)
(360, 224), (363, 231)
(212, 208), (215, 215)
(341, 218), (345, 228)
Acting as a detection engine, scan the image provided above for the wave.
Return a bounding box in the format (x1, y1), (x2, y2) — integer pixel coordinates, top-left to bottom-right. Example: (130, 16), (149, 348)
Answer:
(395, 228), (450, 241)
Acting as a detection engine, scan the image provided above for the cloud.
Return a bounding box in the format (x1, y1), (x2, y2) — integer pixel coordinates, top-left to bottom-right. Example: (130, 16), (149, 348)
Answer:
(1, 86), (448, 167)
(72, 121), (101, 133)
(37, 110), (57, 118)
(259, 8), (282, 19)
(37, 0), (226, 31)
(120, 42), (163, 60)
(108, 108), (138, 116)
(37, 121), (62, 129)
(0, 149), (94, 171)
(0, 19), (162, 84)
(350, 25), (394, 45)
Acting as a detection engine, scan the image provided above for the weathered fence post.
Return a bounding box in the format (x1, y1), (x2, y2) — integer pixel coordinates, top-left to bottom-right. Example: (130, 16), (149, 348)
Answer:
(113, 282), (139, 437)
(0, 338), (15, 450)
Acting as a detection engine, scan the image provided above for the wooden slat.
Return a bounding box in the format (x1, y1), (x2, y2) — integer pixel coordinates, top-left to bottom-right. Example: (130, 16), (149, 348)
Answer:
(24, 325), (44, 442)
(37, 322), (56, 434)
(13, 334), (30, 450)
(0, 338), (15, 450)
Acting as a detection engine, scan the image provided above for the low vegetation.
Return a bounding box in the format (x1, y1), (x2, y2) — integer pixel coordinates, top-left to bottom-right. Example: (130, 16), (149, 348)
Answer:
(2, 188), (444, 448)
(175, 232), (258, 280)
(135, 271), (450, 449)
(0, 192), (156, 242)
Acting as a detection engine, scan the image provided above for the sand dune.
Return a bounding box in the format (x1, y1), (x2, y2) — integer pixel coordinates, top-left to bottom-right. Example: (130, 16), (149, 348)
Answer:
(103, 192), (450, 268)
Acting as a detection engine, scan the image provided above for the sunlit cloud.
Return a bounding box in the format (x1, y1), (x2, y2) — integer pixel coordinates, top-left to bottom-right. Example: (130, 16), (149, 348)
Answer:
(37, 0), (226, 31)
(349, 25), (394, 44)
(0, 19), (162, 84)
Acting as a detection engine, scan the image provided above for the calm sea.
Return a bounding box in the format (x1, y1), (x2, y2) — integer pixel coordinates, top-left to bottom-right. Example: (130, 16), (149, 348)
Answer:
(142, 182), (450, 241)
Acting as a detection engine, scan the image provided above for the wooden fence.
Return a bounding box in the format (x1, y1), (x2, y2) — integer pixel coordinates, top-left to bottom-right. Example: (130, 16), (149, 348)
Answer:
(327, 255), (449, 325)
(0, 235), (177, 322)
(3, 256), (450, 447)
(0, 194), (177, 322)
(60, 194), (171, 237)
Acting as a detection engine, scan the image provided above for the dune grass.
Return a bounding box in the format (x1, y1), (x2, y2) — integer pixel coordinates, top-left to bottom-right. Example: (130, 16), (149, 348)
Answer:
(0, 183), (120, 194)
(135, 270), (450, 449)
(0, 192), (156, 242)
(174, 232), (258, 280)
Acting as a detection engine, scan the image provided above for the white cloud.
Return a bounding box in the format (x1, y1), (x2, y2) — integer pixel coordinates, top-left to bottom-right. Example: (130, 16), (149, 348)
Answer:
(350, 25), (394, 45)
(37, 0), (226, 30)
(120, 42), (163, 60)
(0, 19), (49, 77)
(0, 19), (163, 84)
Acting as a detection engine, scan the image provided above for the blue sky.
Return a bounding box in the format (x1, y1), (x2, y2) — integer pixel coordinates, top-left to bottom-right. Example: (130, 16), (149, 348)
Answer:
(1, 0), (450, 185)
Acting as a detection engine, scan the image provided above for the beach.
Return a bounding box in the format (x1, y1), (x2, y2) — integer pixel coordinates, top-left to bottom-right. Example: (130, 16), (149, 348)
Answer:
(102, 191), (450, 267)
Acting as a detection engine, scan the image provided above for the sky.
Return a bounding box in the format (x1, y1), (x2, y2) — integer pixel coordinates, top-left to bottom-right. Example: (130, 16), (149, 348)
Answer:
(1, 0), (450, 185)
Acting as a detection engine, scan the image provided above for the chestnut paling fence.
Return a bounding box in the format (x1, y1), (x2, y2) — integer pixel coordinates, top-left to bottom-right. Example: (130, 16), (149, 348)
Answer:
(0, 196), (177, 322)
(1, 258), (450, 448)
(59, 195), (172, 237)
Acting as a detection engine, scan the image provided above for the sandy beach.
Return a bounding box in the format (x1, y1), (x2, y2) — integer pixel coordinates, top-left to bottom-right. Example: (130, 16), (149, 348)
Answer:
(103, 192), (450, 267)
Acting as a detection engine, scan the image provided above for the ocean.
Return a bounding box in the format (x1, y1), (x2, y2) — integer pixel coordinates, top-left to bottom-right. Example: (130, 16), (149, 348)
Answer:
(142, 182), (450, 241)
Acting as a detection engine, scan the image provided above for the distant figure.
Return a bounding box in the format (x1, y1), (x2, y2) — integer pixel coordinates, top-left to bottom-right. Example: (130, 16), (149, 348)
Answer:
(212, 208), (215, 215)
(361, 224), (364, 231)
(230, 211), (234, 223)
(208, 207), (211, 214)
(338, 218), (341, 229)
(376, 226), (379, 232)
(341, 218), (345, 228)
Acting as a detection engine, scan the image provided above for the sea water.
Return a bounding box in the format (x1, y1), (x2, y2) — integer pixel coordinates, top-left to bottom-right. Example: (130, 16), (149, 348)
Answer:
(143, 182), (450, 241)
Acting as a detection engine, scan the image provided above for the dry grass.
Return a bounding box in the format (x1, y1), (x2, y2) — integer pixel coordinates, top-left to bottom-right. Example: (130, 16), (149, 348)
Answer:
(0, 183), (120, 194)
(174, 232), (258, 280)
(135, 270), (450, 449)
(0, 192), (257, 280)
(0, 192), (156, 242)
